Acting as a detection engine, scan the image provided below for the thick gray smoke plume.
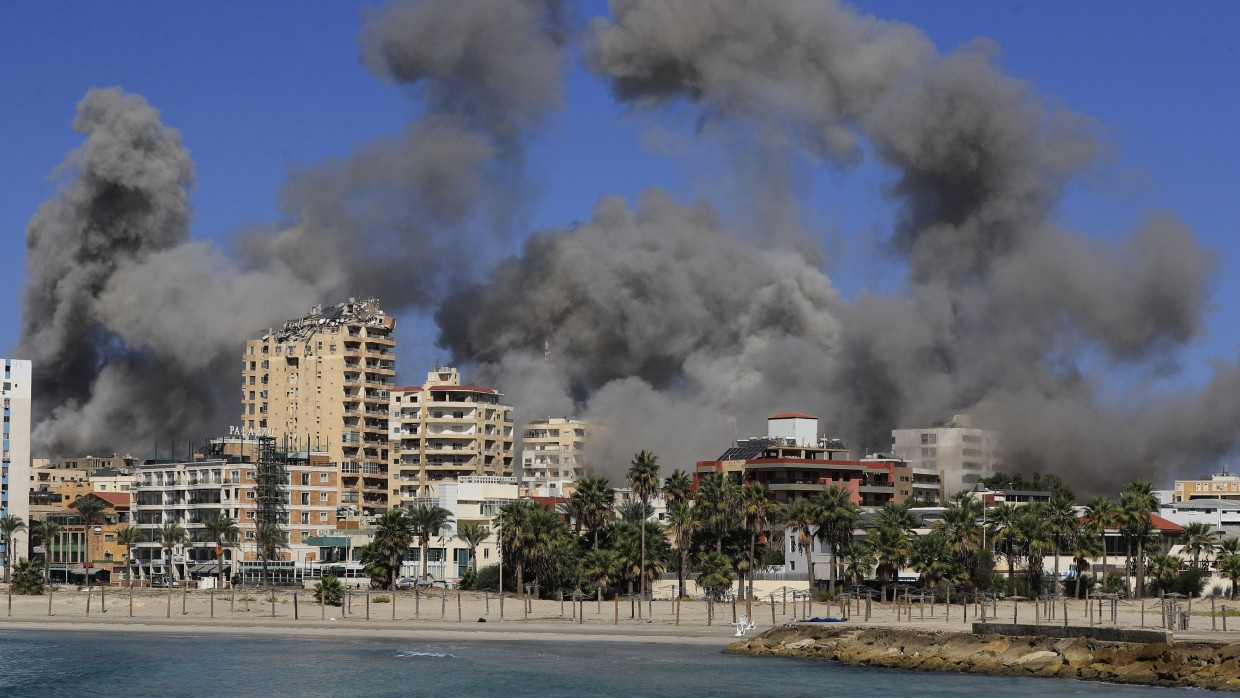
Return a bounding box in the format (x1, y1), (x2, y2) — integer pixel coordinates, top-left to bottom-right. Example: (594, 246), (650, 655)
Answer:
(19, 0), (569, 456)
(18, 0), (1231, 494)
(436, 0), (1219, 492)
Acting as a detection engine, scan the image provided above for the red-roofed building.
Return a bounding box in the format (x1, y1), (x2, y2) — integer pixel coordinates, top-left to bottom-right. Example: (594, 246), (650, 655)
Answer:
(389, 366), (515, 502)
(39, 491), (131, 585)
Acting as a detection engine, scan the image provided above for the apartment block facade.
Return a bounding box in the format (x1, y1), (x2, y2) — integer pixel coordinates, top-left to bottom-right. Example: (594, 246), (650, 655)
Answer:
(130, 450), (338, 583)
(389, 367), (515, 501)
(241, 299), (395, 515)
(519, 417), (594, 497)
(2, 358), (31, 564)
(891, 414), (1002, 499)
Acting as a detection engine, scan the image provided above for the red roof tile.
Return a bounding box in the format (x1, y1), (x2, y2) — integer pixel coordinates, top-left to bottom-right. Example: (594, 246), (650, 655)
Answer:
(427, 385), (497, 394)
(769, 412), (816, 420)
(87, 491), (130, 508)
(392, 386), (423, 392)
(1150, 514), (1184, 532)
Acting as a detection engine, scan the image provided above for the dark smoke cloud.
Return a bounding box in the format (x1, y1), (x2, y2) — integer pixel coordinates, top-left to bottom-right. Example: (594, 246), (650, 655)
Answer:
(431, 0), (1218, 492)
(19, 0), (570, 457)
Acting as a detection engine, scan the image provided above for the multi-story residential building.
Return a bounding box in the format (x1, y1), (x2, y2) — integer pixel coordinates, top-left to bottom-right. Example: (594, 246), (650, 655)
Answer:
(1172, 465), (1240, 502)
(130, 445), (338, 585)
(2, 358), (31, 565)
(519, 417), (594, 497)
(891, 414), (1002, 499)
(696, 414), (917, 507)
(40, 491), (131, 585)
(389, 366), (515, 500)
(241, 298), (395, 515)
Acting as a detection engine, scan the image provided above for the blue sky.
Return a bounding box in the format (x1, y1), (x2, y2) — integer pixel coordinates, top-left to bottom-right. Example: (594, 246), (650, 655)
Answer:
(3, 0), (1239, 393)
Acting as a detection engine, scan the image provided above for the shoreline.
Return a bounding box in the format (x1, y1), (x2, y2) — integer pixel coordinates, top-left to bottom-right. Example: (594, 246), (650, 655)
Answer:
(727, 624), (1240, 692)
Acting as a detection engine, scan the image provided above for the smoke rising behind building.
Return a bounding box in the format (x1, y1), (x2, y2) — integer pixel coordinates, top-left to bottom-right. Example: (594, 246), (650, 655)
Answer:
(13, 0), (1234, 494)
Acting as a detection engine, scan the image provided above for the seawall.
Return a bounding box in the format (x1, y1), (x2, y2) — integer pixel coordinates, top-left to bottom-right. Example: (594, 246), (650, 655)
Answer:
(725, 625), (1240, 691)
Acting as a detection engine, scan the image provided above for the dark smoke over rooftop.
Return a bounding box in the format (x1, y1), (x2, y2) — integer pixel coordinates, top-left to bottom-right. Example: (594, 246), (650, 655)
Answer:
(16, 0), (1232, 494)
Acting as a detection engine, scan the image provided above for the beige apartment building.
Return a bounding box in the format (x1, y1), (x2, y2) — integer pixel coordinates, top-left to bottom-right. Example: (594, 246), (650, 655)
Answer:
(241, 298), (395, 515)
(891, 414), (1002, 499)
(389, 366), (515, 501)
(519, 417), (594, 497)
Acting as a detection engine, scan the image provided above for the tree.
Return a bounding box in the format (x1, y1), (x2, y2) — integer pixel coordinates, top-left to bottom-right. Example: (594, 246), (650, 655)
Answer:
(665, 500), (697, 599)
(1084, 496), (1119, 582)
(935, 498), (982, 577)
(1014, 505), (1053, 594)
(662, 469), (693, 506)
(695, 472), (739, 551)
(1120, 481), (1158, 598)
(873, 501), (920, 535)
(1147, 553), (1183, 595)
(785, 498), (818, 595)
(1047, 493), (1080, 597)
(314, 575), (344, 606)
(627, 450), (661, 601)
(72, 497), (106, 586)
(455, 523), (491, 576)
(1182, 522), (1218, 571)
(572, 475), (615, 550)
(358, 543), (392, 589)
(373, 509), (415, 590)
(814, 485), (859, 595)
(839, 542), (876, 585)
(408, 503), (454, 581)
(11, 559), (43, 595)
(157, 523), (189, 583)
(114, 525), (142, 587)
(203, 515), (240, 589)
(741, 482), (780, 615)
(0, 515), (26, 584)
(499, 500), (536, 599)
(30, 519), (62, 584)
(253, 522), (287, 587)
(867, 525), (912, 586)
(695, 550), (733, 600)
(910, 532), (955, 587)
(1070, 532), (1104, 598)
(1220, 551), (1240, 600)
(987, 503), (1020, 593)
(618, 499), (654, 524)
(582, 548), (620, 610)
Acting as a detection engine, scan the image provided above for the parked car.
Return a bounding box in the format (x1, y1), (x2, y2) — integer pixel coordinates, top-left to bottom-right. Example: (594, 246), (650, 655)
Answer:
(150, 575), (180, 588)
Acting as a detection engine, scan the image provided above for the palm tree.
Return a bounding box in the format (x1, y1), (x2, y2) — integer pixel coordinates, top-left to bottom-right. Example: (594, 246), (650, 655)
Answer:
(1084, 496), (1119, 582)
(582, 548), (620, 609)
(572, 474), (615, 550)
(31, 519), (62, 584)
(910, 532), (954, 587)
(1182, 521), (1218, 571)
(253, 522), (288, 587)
(741, 483), (780, 610)
(1148, 553), (1183, 595)
(867, 524), (912, 587)
(157, 523), (189, 584)
(373, 509), (415, 590)
(665, 500), (697, 599)
(408, 503), (454, 580)
(840, 542), (876, 585)
(662, 469), (693, 505)
(627, 450), (661, 601)
(1046, 493), (1079, 597)
(695, 550), (734, 600)
(114, 525), (141, 587)
(873, 501), (920, 535)
(1120, 481), (1158, 598)
(203, 515), (240, 589)
(785, 498), (818, 595)
(695, 472), (739, 551)
(72, 496), (106, 587)
(1015, 505), (1053, 594)
(455, 523), (491, 576)
(1071, 532), (1104, 599)
(1220, 551), (1240, 600)
(499, 500), (534, 599)
(935, 499), (982, 576)
(0, 515), (26, 583)
(988, 503), (1020, 593)
(814, 485), (859, 595)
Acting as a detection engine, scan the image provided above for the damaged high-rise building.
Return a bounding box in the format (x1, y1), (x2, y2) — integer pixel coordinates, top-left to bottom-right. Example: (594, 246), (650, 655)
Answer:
(240, 299), (395, 516)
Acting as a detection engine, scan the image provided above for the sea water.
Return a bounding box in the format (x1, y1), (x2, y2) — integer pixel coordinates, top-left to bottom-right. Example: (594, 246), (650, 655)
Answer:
(0, 630), (1197, 697)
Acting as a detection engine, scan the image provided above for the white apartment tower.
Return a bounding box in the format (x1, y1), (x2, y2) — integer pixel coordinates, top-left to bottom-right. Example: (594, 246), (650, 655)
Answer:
(519, 417), (594, 497)
(389, 367), (515, 500)
(2, 359), (31, 563)
(241, 299), (395, 513)
(891, 414), (1002, 499)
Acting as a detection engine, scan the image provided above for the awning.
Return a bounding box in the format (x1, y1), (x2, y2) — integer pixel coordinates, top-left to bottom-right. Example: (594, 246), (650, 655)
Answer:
(190, 564), (222, 574)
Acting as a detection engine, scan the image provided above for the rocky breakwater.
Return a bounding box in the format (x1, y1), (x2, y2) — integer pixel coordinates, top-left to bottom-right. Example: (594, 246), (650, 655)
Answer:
(726, 625), (1240, 691)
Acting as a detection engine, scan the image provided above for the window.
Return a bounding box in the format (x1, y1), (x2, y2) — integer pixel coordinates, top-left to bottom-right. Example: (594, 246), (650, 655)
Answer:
(246, 491), (256, 500)
(329, 344), (336, 352)
(320, 473), (329, 483)
(320, 491), (329, 501)
(301, 493), (310, 505)
(320, 512), (328, 521)
(920, 433), (936, 445)
(246, 511), (255, 520)
(301, 473), (310, 486)
(301, 513), (310, 524)
(246, 530), (255, 539)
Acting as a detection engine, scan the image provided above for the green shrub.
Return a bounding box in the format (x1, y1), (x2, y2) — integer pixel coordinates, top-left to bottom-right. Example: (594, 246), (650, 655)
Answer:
(11, 559), (43, 595)
(372, 594), (391, 603)
(458, 570), (478, 591)
(314, 575), (344, 606)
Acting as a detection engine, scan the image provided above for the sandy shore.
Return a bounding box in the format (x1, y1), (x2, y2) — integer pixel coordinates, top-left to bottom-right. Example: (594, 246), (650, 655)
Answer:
(3, 585), (1237, 646)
